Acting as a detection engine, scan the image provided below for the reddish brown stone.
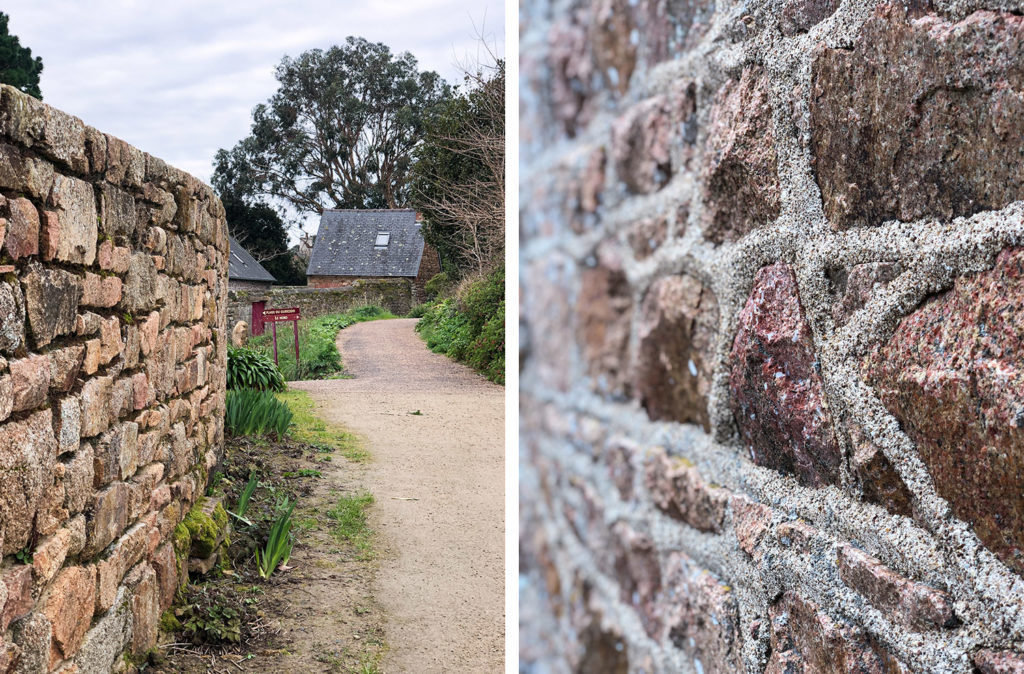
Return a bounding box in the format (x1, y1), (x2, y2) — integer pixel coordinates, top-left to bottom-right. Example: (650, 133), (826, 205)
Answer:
(32, 529), (72, 583)
(0, 280), (24, 356)
(20, 263), (81, 349)
(4, 197), (39, 260)
(662, 552), (742, 672)
(605, 441), (635, 500)
(544, 8), (597, 138)
(729, 264), (842, 487)
(0, 409), (56, 555)
(82, 482), (128, 558)
(630, 0), (713, 65)
(612, 82), (695, 195)
(777, 519), (817, 552)
(9, 353), (50, 412)
(701, 66), (780, 244)
(96, 523), (149, 613)
(81, 338), (100, 375)
(731, 495), (772, 557)
(80, 375), (113, 438)
(779, 0), (841, 35)
(863, 248), (1024, 573)
(0, 640), (17, 673)
(830, 262), (903, 326)
(838, 545), (956, 631)
(47, 345), (84, 392)
(811, 6), (1024, 229)
(626, 215), (668, 260)
(42, 565), (95, 666)
(590, 0), (636, 95)
(645, 449), (728, 532)
(150, 542), (178, 611)
(8, 611), (50, 674)
(129, 564), (158, 657)
(98, 316), (122, 365)
(612, 96), (671, 194)
(767, 591), (909, 673)
(846, 422), (914, 518)
(975, 649), (1024, 674)
(634, 274), (718, 430)
(609, 522), (661, 637)
(80, 272), (123, 309)
(576, 251), (632, 395)
(1, 566), (33, 631)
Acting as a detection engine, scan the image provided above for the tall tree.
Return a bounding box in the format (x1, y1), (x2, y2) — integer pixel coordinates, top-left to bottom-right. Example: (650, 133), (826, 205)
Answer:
(0, 12), (43, 99)
(410, 59), (504, 274)
(222, 195), (307, 286)
(213, 37), (450, 215)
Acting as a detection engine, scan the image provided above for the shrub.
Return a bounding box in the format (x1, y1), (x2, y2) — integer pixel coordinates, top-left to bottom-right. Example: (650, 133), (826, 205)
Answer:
(227, 346), (285, 391)
(225, 389), (293, 437)
(408, 303), (430, 318)
(424, 271), (453, 299)
(415, 266), (504, 384)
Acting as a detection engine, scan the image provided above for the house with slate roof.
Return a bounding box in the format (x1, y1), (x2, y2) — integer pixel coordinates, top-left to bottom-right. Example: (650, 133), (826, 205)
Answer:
(228, 236), (277, 291)
(306, 209), (441, 300)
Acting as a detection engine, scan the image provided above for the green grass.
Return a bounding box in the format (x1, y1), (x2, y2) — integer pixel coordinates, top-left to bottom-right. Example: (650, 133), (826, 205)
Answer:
(250, 306), (395, 381)
(327, 492), (375, 560)
(276, 390), (368, 462)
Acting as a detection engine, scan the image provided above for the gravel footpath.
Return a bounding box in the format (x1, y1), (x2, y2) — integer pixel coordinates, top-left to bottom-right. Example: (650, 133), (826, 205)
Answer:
(291, 318), (505, 673)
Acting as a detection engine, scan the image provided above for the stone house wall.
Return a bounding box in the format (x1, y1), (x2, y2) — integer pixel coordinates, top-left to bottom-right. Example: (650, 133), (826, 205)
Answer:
(228, 278), (412, 327)
(0, 85), (228, 672)
(520, 2), (1024, 673)
(412, 243), (442, 304)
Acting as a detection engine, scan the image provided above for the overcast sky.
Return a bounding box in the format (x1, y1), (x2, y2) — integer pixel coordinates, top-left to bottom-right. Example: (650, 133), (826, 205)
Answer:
(6, 0), (504, 192)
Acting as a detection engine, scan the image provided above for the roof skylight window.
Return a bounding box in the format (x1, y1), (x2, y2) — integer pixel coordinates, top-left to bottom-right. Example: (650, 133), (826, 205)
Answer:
(375, 231), (391, 247)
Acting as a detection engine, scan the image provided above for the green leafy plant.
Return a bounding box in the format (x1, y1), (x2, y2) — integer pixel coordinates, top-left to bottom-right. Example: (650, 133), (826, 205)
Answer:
(248, 305), (394, 381)
(227, 346), (285, 391)
(283, 468), (322, 478)
(416, 266), (504, 384)
(408, 303), (430, 318)
(225, 389), (293, 437)
(256, 497), (296, 579)
(423, 271), (453, 299)
(175, 585), (246, 645)
(234, 472), (258, 519)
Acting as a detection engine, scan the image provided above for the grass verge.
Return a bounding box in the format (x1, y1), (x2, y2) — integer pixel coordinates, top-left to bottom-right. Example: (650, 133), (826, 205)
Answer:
(327, 492), (375, 561)
(276, 389), (369, 462)
(415, 266), (504, 384)
(250, 305), (395, 381)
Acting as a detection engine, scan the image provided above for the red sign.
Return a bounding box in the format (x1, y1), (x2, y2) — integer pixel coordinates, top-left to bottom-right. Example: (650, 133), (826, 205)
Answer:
(262, 307), (300, 322)
(260, 307), (301, 368)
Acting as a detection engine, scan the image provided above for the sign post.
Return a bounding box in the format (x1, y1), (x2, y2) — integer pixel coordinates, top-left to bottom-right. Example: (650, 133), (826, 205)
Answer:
(261, 307), (301, 369)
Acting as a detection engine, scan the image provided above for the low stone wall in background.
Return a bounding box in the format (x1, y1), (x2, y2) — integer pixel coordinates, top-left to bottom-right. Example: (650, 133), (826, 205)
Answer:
(228, 278), (412, 327)
(520, 2), (1024, 673)
(0, 84), (228, 672)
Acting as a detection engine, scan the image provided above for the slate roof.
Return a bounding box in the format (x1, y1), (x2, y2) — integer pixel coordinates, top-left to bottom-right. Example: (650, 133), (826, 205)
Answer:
(306, 209), (425, 278)
(228, 236), (276, 283)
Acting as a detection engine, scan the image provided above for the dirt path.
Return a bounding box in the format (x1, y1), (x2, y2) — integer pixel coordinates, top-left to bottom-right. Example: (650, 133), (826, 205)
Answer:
(292, 318), (505, 673)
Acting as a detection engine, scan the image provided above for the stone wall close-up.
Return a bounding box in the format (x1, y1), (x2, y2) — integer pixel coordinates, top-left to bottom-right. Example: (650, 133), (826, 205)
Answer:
(519, 1), (1024, 672)
(0, 85), (228, 672)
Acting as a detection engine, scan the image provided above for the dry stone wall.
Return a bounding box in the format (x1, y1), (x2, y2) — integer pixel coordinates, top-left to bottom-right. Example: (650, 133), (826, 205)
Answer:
(519, 1), (1024, 672)
(0, 85), (228, 672)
